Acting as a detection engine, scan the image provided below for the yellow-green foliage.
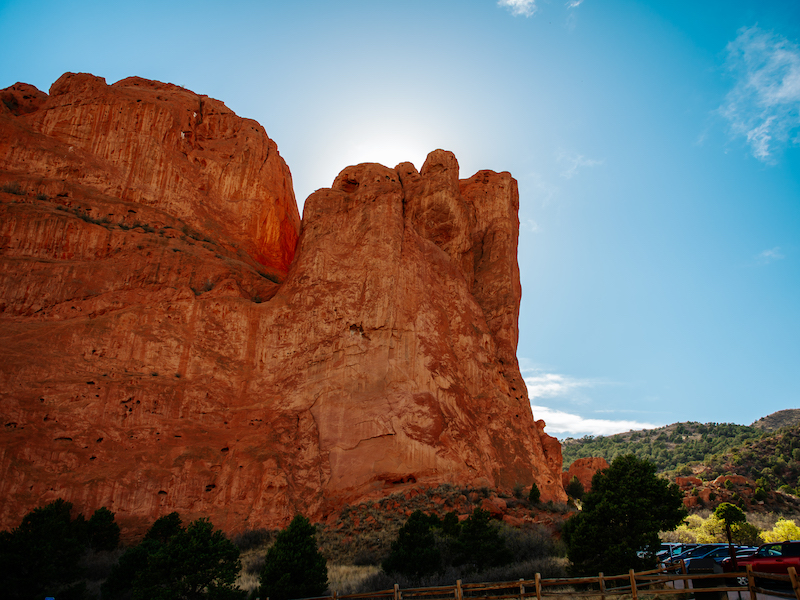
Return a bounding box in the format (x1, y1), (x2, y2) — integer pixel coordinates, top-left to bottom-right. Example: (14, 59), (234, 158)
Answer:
(666, 514), (704, 543)
(762, 518), (800, 543)
(697, 515), (734, 543)
(662, 513), (765, 545)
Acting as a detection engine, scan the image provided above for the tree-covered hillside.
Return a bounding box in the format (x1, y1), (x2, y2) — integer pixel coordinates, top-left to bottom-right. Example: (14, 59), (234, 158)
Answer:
(562, 412), (800, 499)
(710, 424), (800, 494)
(561, 421), (763, 473)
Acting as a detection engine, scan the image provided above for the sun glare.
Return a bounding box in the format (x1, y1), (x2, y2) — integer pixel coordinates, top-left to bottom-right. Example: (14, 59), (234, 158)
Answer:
(345, 138), (431, 172)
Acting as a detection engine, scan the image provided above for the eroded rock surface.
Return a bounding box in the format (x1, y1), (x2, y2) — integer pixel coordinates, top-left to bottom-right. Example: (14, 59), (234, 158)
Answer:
(0, 75), (564, 537)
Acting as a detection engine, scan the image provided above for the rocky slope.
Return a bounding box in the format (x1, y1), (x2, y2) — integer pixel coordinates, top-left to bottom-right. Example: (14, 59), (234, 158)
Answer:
(0, 74), (564, 537)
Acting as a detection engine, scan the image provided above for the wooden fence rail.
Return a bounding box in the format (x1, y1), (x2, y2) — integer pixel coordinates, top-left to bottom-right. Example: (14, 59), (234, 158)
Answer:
(270, 565), (800, 600)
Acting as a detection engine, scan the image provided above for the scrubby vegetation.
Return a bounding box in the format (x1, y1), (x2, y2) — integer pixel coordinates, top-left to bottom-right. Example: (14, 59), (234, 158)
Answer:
(0, 499), (121, 600)
(661, 509), (800, 546)
(103, 512), (242, 600)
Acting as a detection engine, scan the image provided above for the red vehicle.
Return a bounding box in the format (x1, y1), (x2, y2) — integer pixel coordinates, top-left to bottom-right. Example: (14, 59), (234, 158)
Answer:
(722, 541), (800, 586)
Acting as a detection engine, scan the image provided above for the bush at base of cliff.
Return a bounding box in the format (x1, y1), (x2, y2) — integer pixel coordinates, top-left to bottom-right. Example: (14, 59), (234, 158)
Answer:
(259, 514), (328, 600)
(0, 498), (123, 600)
(453, 508), (514, 573)
(382, 510), (442, 579)
(103, 513), (244, 600)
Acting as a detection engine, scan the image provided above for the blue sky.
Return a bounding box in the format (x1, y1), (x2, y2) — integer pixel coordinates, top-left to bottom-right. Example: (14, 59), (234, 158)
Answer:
(2, 0), (798, 438)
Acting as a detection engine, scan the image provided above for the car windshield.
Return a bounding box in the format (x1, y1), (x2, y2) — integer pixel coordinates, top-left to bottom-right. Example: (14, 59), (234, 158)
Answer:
(757, 544), (783, 557)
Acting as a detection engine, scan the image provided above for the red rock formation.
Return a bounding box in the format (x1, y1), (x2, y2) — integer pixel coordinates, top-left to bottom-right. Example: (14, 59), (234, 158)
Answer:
(676, 476), (703, 489)
(0, 75), (564, 538)
(1, 73), (300, 278)
(562, 456), (609, 492)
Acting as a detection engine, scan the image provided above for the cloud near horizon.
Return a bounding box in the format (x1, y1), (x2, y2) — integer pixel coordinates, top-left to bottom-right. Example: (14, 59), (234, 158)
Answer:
(498, 0), (537, 18)
(721, 26), (800, 162)
(522, 365), (660, 438)
(530, 404), (659, 438)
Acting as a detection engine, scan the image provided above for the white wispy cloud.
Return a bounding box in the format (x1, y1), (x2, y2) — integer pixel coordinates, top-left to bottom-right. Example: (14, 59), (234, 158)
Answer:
(757, 246), (786, 263)
(557, 150), (604, 179)
(523, 218), (540, 233)
(520, 362), (660, 438)
(720, 26), (800, 162)
(498, 0), (537, 18)
(566, 0), (584, 8)
(530, 404), (659, 438)
(525, 372), (594, 398)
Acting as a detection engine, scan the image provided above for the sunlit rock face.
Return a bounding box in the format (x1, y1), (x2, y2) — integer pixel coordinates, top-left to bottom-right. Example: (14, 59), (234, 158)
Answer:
(0, 74), (564, 538)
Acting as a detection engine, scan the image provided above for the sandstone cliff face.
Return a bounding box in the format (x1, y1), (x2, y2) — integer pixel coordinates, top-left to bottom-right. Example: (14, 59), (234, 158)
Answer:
(0, 75), (564, 537)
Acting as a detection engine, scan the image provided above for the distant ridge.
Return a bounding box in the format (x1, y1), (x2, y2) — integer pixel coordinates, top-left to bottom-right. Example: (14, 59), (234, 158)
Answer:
(751, 409), (800, 432)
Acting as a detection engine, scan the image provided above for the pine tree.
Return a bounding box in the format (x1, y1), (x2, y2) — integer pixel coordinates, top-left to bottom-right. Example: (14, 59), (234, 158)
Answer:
(452, 508), (512, 573)
(260, 514), (328, 600)
(563, 454), (686, 576)
(382, 510), (442, 579)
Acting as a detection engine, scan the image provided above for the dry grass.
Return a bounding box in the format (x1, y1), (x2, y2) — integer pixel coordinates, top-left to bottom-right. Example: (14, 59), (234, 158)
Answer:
(328, 564), (382, 595)
(236, 570), (260, 595)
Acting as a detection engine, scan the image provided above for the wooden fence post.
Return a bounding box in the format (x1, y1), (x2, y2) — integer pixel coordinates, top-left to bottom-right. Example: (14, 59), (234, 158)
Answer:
(598, 572), (606, 600)
(519, 578), (525, 600)
(535, 572), (542, 600)
(394, 583), (400, 600)
(788, 566), (800, 600)
(747, 564), (757, 600)
(629, 569), (638, 600)
(456, 580), (462, 600)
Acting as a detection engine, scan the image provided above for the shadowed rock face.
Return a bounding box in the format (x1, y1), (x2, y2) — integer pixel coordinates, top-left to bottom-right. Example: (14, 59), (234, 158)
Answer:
(0, 75), (564, 538)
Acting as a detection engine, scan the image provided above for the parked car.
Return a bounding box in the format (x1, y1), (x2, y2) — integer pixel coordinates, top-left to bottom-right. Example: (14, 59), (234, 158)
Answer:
(658, 543), (698, 562)
(684, 545), (757, 569)
(721, 540), (800, 587)
(665, 544), (726, 567)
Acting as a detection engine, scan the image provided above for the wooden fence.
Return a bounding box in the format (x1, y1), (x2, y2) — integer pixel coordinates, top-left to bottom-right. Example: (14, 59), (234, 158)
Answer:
(268, 563), (800, 600)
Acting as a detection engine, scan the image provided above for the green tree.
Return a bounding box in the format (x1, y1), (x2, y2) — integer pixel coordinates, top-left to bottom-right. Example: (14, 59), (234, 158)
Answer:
(144, 511), (184, 543)
(440, 511), (461, 537)
(714, 503), (747, 571)
(0, 498), (88, 600)
(88, 506), (120, 551)
(132, 518), (243, 600)
(260, 514), (328, 600)
(382, 510), (442, 579)
(104, 512), (186, 598)
(563, 455), (687, 576)
(529, 482), (541, 504)
(452, 508), (513, 573)
(565, 476), (585, 500)
(104, 513), (243, 600)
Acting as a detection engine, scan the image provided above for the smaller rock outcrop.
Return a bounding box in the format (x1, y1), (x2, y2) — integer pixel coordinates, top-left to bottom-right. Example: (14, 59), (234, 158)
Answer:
(562, 457), (609, 492)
